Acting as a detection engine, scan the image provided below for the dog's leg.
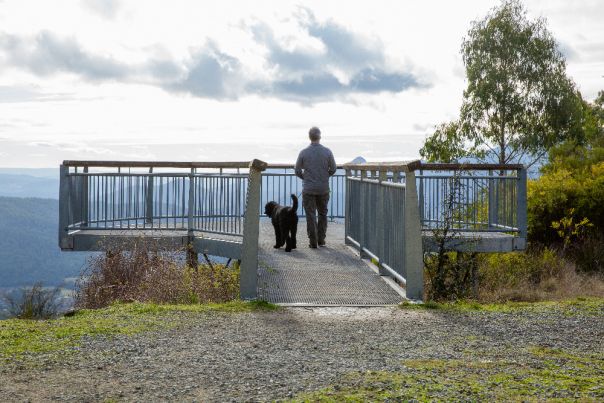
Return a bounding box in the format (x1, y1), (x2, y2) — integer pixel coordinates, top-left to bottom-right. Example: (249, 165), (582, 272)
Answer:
(290, 220), (297, 249)
(282, 225), (292, 252)
(273, 222), (282, 249)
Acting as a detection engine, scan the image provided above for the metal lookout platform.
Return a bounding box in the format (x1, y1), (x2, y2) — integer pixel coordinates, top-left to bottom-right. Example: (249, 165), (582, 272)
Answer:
(58, 160), (527, 303)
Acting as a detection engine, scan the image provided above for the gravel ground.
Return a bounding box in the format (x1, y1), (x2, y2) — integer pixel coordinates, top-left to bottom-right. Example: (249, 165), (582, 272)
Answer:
(1, 306), (603, 402)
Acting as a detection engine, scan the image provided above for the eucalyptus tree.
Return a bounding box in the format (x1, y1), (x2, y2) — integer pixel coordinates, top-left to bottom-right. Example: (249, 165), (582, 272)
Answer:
(421, 0), (582, 166)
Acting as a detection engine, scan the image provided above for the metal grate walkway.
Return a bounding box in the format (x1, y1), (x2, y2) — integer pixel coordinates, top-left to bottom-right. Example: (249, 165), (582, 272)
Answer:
(257, 220), (405, 305)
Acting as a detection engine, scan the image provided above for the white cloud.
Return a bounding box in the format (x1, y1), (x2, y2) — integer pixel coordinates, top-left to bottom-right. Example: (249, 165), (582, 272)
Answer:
(0, 9), (429, 103)
(0, 0), (602, 167)
(81, 0), (121, 20)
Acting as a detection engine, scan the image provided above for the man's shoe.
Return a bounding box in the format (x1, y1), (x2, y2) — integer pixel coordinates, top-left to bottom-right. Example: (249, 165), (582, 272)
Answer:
(318, 241), (326, 247)
(308, 244), (318, 249)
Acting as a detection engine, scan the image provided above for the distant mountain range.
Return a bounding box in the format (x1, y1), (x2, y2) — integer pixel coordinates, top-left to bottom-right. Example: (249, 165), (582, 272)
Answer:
(0, 197), (89, 288)
(0, 168), (59, 199)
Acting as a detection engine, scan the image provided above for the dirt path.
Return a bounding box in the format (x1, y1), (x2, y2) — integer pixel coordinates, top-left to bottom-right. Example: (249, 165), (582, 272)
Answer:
(1, 306), (603, 402)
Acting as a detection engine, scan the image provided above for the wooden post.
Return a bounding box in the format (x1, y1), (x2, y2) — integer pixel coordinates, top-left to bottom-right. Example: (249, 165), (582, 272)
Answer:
(344, 169), (352, 245)
(58, 164), (73, 250)
(359, 170), (367, 259)
(186, 242), (198, 269)
(377, 170), (388, 275)
(240, 159), (267, 300)
(417, 169), (424, 224)
(404, 170), (424, 301)
(82, 166), (89, 227)
(488, 170), (497, 228)
(186, 168), (197, 268)
(517, 167), (528, 248)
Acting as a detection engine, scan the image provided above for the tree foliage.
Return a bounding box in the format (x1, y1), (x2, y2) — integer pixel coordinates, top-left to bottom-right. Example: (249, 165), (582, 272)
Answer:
(545, 90), (604, 172)
(527, 92), (604, 273)
(421, 0), (582, 166)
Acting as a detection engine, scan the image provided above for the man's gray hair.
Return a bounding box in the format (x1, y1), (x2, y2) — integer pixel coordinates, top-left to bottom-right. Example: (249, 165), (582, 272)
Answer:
(309, 126), (321, 141)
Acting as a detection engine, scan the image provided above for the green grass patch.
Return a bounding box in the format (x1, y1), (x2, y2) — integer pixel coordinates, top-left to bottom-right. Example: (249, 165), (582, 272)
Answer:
(292, 348), (604, 401)
(400, 297), (604, 315)
(0, 300), (278, 360)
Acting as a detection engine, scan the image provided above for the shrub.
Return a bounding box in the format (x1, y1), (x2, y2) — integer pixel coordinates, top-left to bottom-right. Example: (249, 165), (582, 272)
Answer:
(424, 251), (479, 302)
(527, 160), (604, 275)
(2, 282), (61, 319)
(74, 240), (239, 309)
(529, 161), (604, 246)
(476, 248), (604, 302)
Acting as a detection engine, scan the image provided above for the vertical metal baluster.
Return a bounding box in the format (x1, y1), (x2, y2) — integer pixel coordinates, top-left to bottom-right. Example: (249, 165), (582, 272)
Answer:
(170, 174), (173, 229)
(126, 173), (130, 228)
(220, 175), (223, 233)
(174, 175), (178, 229)
(211, 176), (215, 233)
(174, 176), (177, 229)
(117, 174), (121, 227)
(504, 175), (508, 230)
(177, 176), (181, 229)
(200, 173), (204, 231)
(165, 175), (169, 229)
(214, 176), (218, 233)
(158, 176), (163, 229)
(139, 175), (143, 228)
(134, 175), (138, 228)
(229, 175), (234, 234)
(182, 176), (186, 229)
(110, 175), (114, 228)
(222, 176), (226, 234)
(94, 175), (100, 226)
(206, 176), (210, 232)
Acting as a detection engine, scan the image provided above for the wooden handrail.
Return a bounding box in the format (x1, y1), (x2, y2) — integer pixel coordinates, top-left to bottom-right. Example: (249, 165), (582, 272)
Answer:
(418, 163), (524, 170)
(63, 160), (255, 168)
(342, 160), (422, 172)
(62, 160), (524, 171)
(63, 160), (344, 169)
(263, 163), (345, 169)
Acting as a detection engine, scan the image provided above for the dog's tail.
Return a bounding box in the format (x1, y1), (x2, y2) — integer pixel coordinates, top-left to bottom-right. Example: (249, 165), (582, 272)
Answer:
(290, 194), (298, 213)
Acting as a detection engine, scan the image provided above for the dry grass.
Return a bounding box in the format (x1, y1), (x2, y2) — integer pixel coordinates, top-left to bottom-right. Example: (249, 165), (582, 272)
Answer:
(475, 247), (604, 303)
(1, 282), (61, 319)
(74, 240), (239, 309)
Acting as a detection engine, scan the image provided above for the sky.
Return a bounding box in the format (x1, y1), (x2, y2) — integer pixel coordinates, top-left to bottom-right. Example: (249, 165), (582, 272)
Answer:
(0, 0), (603, 168)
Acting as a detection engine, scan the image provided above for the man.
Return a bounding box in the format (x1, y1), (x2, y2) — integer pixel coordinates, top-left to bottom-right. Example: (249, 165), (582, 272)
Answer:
(295, 126), (337, 248)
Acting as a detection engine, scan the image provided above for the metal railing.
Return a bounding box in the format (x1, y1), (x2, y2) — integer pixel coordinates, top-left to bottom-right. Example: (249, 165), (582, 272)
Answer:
(417, 163), (527, 239)
(343, 161), (424, 300)
(60, 164), (249, 237)
(59, 160), (268, 299)
(59, 163), (347, 239)
(260, 166), (346, 219)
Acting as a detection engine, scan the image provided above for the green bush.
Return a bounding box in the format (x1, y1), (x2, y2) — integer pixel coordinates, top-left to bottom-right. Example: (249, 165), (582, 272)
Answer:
(528, 90), (604, 248)
(480, 248), (563, 291)
(527, 162), (604, 245)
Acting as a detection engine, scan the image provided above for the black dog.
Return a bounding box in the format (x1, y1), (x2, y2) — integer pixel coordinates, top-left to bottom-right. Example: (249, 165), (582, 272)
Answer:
(264, 194), (298, 252)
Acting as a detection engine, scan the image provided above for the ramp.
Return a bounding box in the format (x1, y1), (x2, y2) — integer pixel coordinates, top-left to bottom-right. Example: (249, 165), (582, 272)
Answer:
(257, 220), (404, 305)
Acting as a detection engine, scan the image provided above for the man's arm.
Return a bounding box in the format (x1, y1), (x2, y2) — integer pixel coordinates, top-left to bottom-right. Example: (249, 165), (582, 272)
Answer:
(295, 152), (304, 179)
(328, 150), (336, 176)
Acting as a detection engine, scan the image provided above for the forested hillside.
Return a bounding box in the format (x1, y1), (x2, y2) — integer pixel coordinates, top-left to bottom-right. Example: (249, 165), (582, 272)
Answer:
(0, 197), (88, 287)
